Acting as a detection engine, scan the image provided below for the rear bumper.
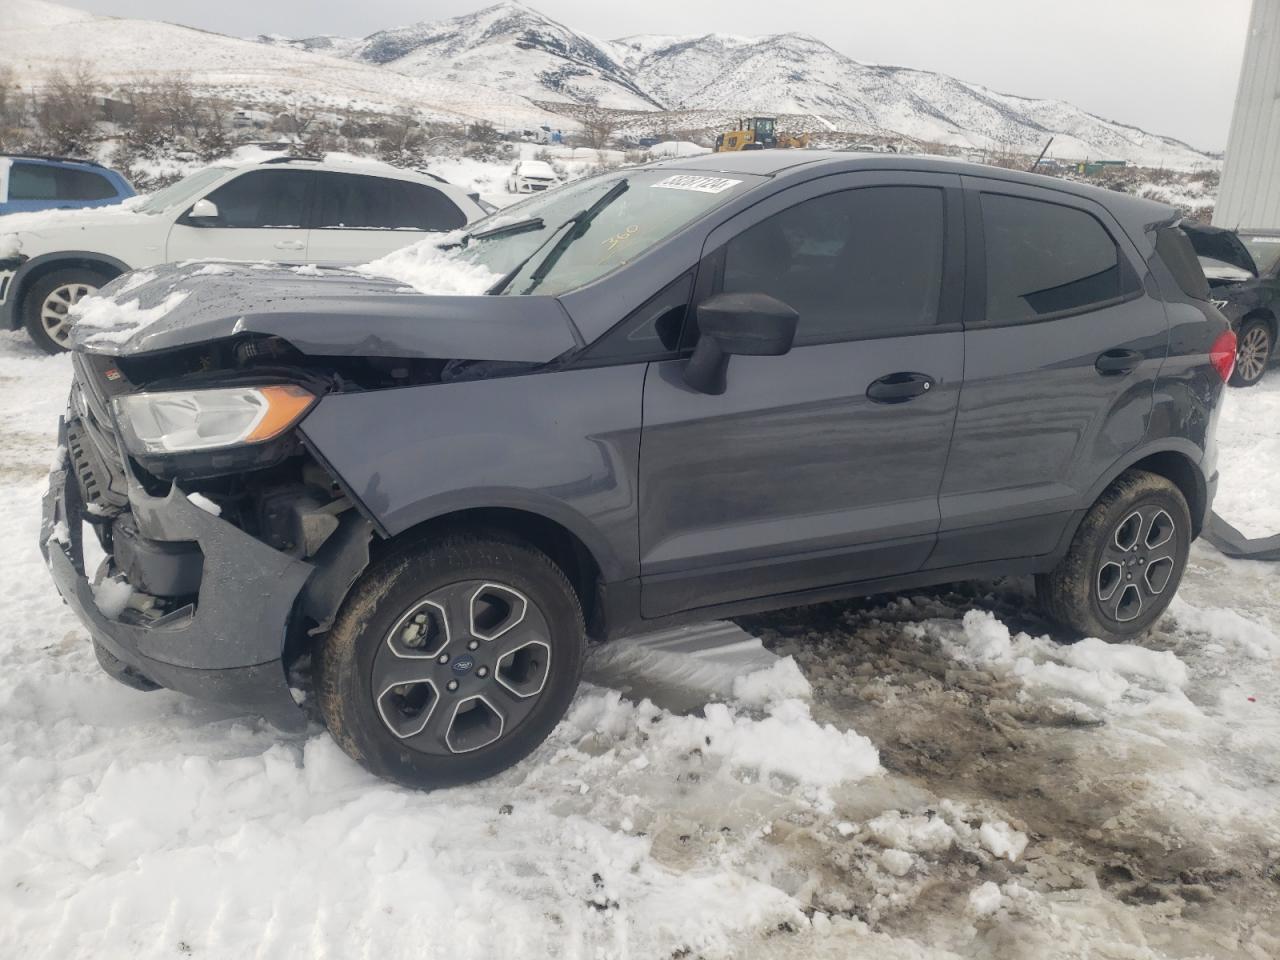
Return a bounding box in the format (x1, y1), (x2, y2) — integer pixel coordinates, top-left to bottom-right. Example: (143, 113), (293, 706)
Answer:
(40, 420), (313, 730)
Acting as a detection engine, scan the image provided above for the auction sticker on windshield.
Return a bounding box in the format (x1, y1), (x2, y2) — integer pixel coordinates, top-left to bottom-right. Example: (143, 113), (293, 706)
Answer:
(651, 175), (743, 194)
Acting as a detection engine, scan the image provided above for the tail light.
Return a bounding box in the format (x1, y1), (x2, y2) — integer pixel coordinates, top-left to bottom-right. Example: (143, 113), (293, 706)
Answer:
(1209, 330), (1238, 384)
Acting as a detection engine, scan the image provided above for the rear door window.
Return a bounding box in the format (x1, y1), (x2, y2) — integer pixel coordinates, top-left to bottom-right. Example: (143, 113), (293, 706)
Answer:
(981, 193), (1138, 323)
(721, 185), (946, 343)
(314, 172), (466, 231)
(200, 170), (311, 228)
(9, 163), (58, 200)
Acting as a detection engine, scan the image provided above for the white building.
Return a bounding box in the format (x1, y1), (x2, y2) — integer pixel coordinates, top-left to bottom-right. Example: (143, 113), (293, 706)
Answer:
(1216, 0), (1280, 229)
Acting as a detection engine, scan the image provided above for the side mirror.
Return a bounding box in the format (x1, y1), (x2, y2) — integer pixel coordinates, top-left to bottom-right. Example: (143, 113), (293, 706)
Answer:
(684, 292), (799, 395)
(188, 198), (219, 222)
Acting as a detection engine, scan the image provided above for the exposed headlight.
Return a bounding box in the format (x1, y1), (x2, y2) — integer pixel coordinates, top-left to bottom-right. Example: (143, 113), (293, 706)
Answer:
(113, 384), (314, 455)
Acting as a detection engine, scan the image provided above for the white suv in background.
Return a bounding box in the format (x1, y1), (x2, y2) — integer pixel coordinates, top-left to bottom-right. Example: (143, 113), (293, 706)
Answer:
(0, 156), (490, 352)
(506, 159), (559, 194)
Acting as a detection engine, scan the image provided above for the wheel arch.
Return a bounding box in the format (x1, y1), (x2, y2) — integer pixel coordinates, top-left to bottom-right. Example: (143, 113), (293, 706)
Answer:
(8, 251), (131, 329)
(1238, 307), (1277, 338)
(372, 505), (606, 638)
(1072, 442), (1208, 545)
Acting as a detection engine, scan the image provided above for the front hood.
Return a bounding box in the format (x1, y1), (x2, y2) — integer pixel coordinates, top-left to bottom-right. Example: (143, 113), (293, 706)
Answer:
(69, 261), (582, 362)
(1, 201), (150, 247)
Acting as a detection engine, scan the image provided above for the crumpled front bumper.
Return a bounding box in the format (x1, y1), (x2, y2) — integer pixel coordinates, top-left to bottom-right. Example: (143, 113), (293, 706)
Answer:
(40, 419), (314, 730)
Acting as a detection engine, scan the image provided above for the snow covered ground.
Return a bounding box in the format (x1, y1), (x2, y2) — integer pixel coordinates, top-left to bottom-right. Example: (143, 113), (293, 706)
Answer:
(0, 328), (1277, 958)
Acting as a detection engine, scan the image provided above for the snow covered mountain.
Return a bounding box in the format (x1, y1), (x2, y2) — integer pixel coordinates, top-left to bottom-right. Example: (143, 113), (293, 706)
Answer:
(267, 2), (1210, 167)
(0, 0), (1212, 167)
(0, 0), (558, 128)
(267, 3), (660, 111)
(610, 32), (1209, 167)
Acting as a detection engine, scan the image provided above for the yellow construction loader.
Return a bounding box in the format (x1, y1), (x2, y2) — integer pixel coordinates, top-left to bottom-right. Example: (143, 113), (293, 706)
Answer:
(713, 117), (810, 152)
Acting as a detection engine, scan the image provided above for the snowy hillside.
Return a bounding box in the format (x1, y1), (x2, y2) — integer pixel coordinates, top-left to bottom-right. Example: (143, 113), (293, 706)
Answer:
(262, 2), (1213, 166)
(329, 3), (659, 111)
(0, 0), (558, 129)
(0, 0), (1215, 168)
(612, 32), (1211, 167)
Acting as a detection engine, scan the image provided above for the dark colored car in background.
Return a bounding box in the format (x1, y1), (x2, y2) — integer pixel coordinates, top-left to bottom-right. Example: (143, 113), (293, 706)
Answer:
(1182, 221), (1278, 387)
(41, 152), (1231, 789)
(0, 155), (135, 216)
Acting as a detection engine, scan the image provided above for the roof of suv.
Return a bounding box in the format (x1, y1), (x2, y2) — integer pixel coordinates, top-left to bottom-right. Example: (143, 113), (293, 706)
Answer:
(1, 154), (111, 170)
(224, 154), (462, 186)
(651, 149), (1176, 240)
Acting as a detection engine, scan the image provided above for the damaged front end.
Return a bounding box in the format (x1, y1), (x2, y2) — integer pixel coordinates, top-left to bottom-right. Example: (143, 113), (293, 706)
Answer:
(40, 263), (582, 724)
(41, 350), (375, 729)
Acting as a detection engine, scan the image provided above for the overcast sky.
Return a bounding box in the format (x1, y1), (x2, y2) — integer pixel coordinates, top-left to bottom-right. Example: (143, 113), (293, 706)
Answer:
(57, 0), (1252, 151)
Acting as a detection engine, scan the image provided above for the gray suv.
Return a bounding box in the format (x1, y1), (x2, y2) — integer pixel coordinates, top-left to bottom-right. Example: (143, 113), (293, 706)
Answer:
(42, 152), (1232, 788)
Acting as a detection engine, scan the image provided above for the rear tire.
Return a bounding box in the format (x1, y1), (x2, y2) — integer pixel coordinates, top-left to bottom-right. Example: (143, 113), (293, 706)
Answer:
(315, 535), (585, 789)
(1036, 470), (1191, 642)
(22, 268), (111, 354)
(1230, 317), (1273, 387)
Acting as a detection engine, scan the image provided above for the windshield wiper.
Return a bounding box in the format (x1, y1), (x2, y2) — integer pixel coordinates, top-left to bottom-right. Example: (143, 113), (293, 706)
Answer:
(464, 217), (545, 245)
(489, 179), (629, 296)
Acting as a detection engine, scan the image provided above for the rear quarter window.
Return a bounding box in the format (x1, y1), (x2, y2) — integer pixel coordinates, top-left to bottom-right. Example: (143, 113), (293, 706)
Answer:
(53, 166), (118, 200)
(1154, 226), (1210, 302)
(315, 172), (466, 231)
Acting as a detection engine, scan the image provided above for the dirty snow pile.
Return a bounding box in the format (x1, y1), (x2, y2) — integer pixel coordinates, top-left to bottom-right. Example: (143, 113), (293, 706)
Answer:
(911, 608), (1194, 716)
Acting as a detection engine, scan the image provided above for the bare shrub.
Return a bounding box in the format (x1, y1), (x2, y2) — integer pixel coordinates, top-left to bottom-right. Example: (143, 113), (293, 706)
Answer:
(578, 99), (617, 151)
(35, 62), (100, 156)
(376, 114), (426, 166)
(0, 65), (28, 152)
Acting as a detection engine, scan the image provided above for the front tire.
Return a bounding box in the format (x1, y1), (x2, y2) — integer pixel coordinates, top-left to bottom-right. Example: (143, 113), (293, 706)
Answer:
(1036, 470), (1191, 641)
(22, 268), (110, 354)
(1231, 318), (1273, 387)
(316, 535), (585, 789)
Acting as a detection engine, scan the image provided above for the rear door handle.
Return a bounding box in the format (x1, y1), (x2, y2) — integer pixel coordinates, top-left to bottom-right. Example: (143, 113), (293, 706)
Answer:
(1095, 349), (1142, 376)
(867, 372), (935, 404)
(274, 240), (306, 251)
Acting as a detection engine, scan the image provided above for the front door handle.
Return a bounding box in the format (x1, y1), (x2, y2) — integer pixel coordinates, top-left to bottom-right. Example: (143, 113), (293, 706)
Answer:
(1095, 349), (1142, 376)
(867, 372), (935, 404)
(273, 240), (306, 251)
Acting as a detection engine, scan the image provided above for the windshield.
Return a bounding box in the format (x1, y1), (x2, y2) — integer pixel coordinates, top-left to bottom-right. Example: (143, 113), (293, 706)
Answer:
(454, 169), (755, 296)
(136, 166), (231, 214)
(1240, 234), (1280, 277)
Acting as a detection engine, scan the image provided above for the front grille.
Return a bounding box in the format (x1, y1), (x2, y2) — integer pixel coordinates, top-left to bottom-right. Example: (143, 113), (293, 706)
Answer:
(68, 353), (131, 510)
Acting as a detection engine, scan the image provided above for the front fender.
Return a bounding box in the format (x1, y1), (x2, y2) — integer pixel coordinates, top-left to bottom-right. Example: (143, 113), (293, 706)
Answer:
(298, 364), (646, 583)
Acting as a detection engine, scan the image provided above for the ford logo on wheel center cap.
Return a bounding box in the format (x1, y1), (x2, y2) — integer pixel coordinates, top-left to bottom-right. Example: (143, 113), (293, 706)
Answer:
(451, 655), (476, 676)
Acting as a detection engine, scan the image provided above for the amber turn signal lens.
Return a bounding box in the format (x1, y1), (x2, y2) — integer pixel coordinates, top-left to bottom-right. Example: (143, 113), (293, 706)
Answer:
(245, 384), (316, 443)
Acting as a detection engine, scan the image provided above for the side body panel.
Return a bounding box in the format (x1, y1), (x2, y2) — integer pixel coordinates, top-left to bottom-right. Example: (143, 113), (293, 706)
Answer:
(933, 176), (1171, 568)
(639, 335), (963, 617)
(636, 170), (967, 619)
(166, 221), (311, 264)
(298, 365), (646, 584)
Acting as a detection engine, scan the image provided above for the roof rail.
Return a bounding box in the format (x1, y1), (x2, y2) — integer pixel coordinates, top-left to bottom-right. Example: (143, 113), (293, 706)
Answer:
(2, 153), (107, 169)
(260, 155), (325, 164)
